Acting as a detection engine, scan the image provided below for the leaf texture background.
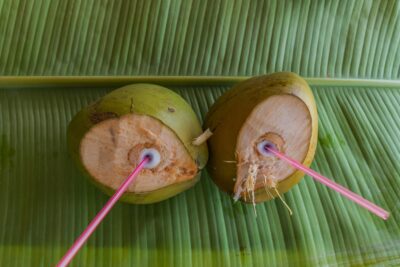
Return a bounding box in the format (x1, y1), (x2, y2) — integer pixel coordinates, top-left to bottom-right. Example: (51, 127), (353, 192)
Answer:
(0, 81), (399, 266)
(0, 0), (400, 266)
(0, 0), (399, 78)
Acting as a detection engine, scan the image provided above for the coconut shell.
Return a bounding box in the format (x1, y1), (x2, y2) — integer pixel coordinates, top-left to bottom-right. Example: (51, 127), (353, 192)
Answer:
(68, 84), (208, 204)
(204, 72), (318, 203)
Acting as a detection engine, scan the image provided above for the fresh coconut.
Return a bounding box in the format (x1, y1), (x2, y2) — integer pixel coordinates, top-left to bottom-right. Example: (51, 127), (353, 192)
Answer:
(68, 84), (208, 204)
(204, 72), (318, 204)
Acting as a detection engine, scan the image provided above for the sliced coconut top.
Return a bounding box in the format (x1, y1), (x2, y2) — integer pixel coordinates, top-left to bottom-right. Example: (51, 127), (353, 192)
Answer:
(234, 94), (312, 200)
(80, 113), (198, 193)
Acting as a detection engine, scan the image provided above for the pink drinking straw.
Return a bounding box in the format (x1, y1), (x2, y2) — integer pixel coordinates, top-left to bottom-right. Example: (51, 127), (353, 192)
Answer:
(265, 146), (390, 220)
(57, 157), (149, 267)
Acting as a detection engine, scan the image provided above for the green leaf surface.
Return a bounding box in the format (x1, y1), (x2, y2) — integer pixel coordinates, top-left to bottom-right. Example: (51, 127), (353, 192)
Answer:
(1, 0), (400, 266)
(0, 0), (399, 78)
(0, 80), (399, 266)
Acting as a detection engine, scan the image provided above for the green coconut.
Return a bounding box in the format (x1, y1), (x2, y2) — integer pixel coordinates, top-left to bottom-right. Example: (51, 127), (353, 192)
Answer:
(68, 84), (208, 204)
(204, 72), (318, 204)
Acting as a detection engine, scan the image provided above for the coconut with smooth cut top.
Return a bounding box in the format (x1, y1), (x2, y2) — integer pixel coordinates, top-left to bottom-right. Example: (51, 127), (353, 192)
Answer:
(204, 72), (318, 203)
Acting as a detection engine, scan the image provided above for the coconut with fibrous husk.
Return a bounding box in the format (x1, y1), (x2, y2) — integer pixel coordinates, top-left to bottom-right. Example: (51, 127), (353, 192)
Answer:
(68, 84), (208, 204)
(204, 72), (318, 205)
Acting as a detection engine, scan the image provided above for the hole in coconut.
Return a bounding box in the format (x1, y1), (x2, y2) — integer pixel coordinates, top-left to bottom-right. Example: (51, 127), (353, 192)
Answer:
(139, 148), (161, 169)
(257, 140), (277, 156)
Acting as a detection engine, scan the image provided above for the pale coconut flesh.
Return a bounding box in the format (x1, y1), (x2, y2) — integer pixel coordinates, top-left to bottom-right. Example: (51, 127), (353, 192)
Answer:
(234, 94), (312, 201)
(80, 113), (198, 193)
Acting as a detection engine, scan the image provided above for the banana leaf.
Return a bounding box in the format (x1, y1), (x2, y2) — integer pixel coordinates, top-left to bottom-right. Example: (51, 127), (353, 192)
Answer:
(0, 0), (400, 266)
(0, 78), (399, 266)
(0, 0), (399, 78)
